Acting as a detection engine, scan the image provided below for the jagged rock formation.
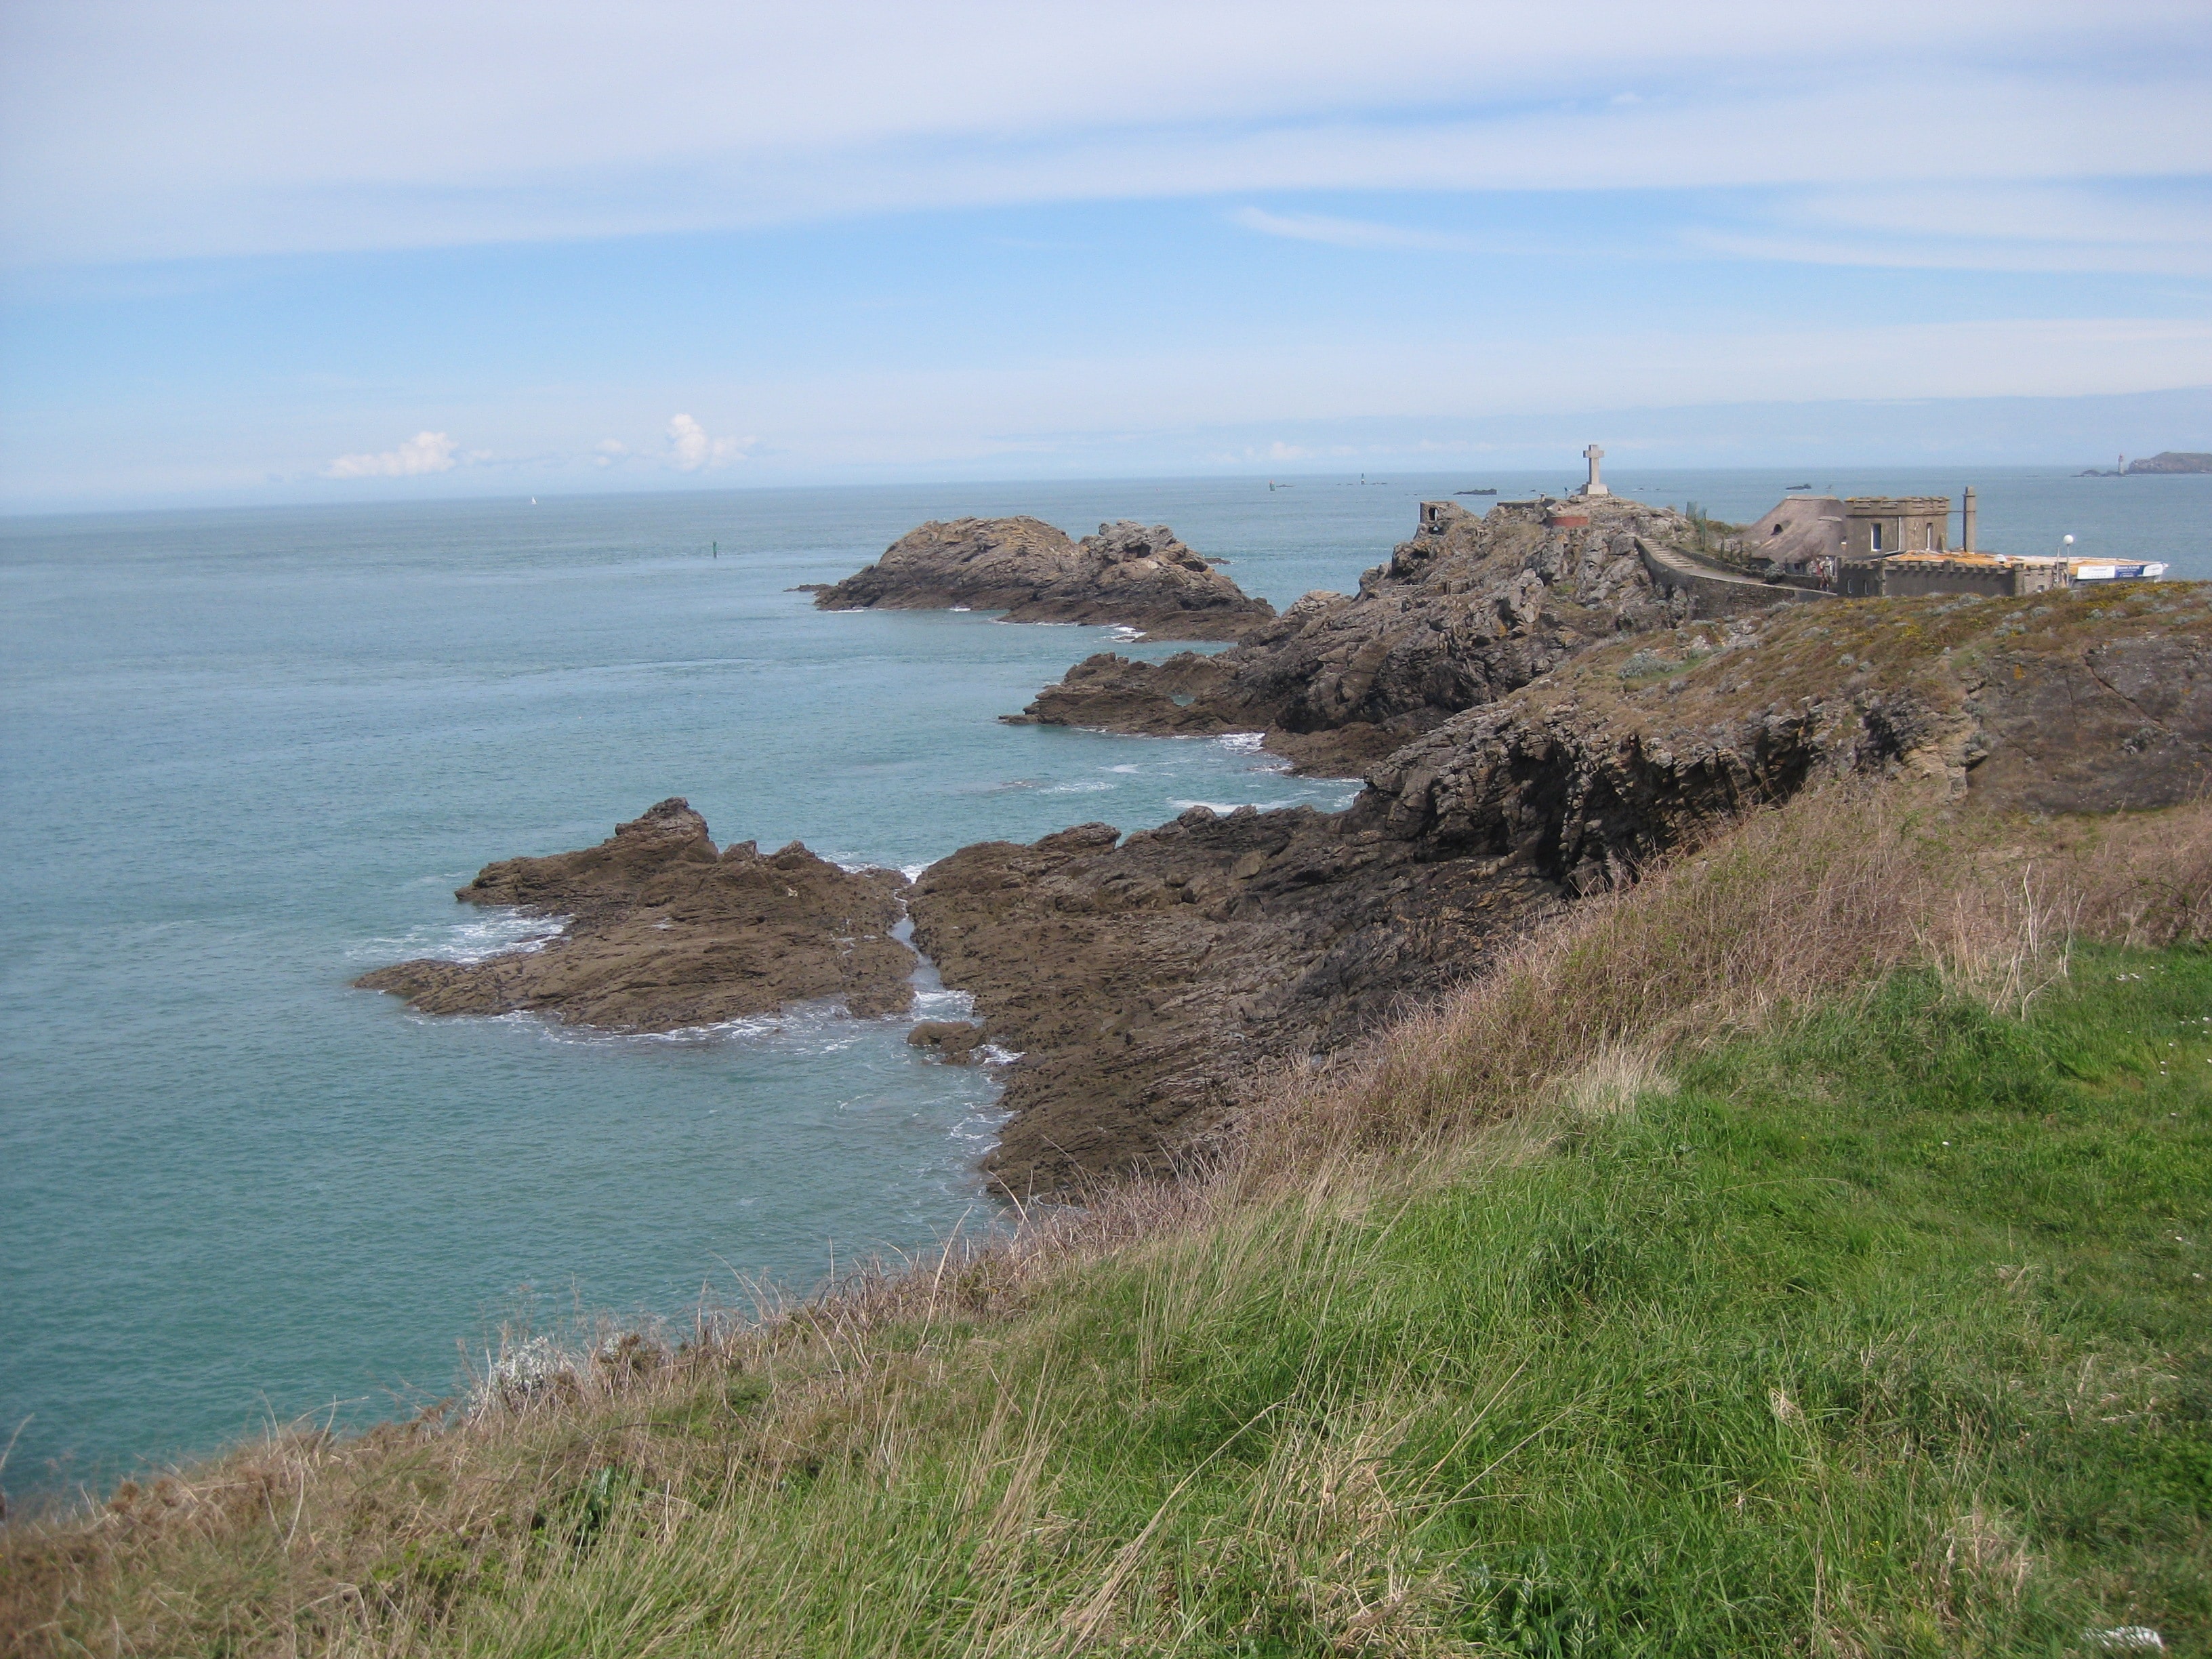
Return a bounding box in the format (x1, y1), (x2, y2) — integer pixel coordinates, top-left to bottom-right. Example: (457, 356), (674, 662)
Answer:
(354, 799), (915, 1029)
(1006, 496), (1767, 775)
(924, 582), (2211, 1189)
(812, 516), (1275, 640)
(2125, 452), (2212, 474)
(909, 813), (1562, 1192)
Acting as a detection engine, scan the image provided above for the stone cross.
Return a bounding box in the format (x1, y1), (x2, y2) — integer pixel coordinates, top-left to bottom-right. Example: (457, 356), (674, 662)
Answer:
(1582, 443), (1610, 497)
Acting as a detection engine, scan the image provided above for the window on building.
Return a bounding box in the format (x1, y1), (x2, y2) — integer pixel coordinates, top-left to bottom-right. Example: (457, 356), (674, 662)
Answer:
(1871, 523), (1883, 552)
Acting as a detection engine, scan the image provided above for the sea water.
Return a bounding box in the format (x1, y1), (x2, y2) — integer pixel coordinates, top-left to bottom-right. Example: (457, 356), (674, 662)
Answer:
(1, 467), (2202, 1496)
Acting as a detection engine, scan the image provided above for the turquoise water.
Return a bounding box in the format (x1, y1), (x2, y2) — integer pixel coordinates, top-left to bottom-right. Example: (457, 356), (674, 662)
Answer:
(1, 468), (2203, 1498)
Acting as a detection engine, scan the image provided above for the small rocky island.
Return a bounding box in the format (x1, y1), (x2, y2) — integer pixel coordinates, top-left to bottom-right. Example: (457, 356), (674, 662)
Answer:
(354, 798), (916, 1029)
(811, 516), (1274, 640)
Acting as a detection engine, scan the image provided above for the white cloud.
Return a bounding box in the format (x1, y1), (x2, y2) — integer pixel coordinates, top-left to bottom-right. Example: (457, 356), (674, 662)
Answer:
(2, 2), (2205, 264)
(1689, 182), (2212, 276)
(1230, 207), (1480, 253)
(664, 413), (755, 470)
(320, 430), (459, 478)
(593, 437), (628, 467)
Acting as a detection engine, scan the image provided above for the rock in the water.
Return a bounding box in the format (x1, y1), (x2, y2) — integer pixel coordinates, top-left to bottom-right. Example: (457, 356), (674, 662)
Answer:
(906, 1019), (985, 1062)
(354, 798), (916, 1029)
(813, 516), (1275, 640)
(1007, 496), (1776, 773)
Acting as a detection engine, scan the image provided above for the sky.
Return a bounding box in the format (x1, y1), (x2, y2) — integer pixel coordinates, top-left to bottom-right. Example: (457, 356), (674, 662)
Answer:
(2, 1), (2210, 510)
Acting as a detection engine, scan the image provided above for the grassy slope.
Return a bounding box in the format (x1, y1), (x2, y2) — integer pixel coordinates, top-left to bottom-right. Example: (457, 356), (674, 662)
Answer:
(9, 794), (2211, 1656)
(426, 952), (2211, 1656)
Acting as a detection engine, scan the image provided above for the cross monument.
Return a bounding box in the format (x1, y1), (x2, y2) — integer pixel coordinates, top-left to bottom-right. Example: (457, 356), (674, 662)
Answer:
(1581, 444), (1610, 497)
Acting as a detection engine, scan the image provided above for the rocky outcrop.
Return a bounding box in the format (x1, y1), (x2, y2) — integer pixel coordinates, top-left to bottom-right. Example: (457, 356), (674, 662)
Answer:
(921, 582), (2212, 1189)
(813, 516), (1274, 640)
(909, 813), (1563, 1192)
(2126, 452), (2212, 474)
(354, 799), (916, 1029)
(1367, 581), (2212, 884)
(1006, 496), (1760, 774)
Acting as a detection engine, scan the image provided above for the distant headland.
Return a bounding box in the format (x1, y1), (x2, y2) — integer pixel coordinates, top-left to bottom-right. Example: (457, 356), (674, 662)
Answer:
(2078, 450), (2212, 476)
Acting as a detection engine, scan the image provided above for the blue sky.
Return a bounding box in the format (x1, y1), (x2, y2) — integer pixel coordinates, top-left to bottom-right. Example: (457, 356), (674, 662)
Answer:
(3, 1), (2210, 510)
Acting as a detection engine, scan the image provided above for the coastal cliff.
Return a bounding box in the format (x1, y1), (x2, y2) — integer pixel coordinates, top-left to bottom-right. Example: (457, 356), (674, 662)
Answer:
(34, 523), (2212, 1657)
(354, 798), (915, 1029)
(922, 579), (2212, 1187)
(812, 516), (1275, 640)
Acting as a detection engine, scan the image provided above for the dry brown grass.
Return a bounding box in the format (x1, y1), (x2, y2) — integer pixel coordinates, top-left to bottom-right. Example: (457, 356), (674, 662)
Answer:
(7, 785), (2211, 1657)
(1212, 787), (2212, 1191)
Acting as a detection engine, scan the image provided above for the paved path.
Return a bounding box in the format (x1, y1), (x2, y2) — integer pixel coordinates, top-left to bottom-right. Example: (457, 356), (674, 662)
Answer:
(1637, 537), (1831, 613)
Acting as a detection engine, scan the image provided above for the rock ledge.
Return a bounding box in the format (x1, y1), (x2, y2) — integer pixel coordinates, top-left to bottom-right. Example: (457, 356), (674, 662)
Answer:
(354, 799), (915, 1029)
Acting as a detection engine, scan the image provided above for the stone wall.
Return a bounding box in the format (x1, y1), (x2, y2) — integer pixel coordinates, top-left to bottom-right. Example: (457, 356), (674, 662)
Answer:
(1839, 557), (2069, 598)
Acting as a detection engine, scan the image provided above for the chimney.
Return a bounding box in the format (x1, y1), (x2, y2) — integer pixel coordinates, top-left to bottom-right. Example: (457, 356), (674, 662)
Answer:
(1962, 486), (1977, 552)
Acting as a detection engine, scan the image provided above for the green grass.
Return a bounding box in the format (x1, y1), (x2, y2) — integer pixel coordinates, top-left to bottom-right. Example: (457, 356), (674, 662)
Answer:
(11, 939), (2207, 1656)
(399, 947), (2211, 1656)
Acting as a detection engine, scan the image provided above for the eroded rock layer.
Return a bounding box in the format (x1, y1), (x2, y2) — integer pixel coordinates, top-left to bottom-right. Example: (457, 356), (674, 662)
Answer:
(813, 516), (1274, 640)
(354, 798), (915, 1030)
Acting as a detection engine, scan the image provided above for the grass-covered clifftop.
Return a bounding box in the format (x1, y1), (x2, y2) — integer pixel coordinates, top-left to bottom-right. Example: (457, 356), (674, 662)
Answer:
(7, 791), (2211, 1656)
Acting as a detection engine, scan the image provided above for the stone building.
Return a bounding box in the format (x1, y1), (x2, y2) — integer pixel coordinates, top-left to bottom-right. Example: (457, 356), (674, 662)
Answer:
(1746, 493), (1954, 574)
(1742, 484), (2088, 597)
(1743, 495), (1847, 581)
(1841, 496), (1951, 558)
(1835, 551), (2069, 598)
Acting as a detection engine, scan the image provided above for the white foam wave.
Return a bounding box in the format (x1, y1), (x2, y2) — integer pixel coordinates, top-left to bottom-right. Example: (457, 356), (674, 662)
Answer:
(1044, 779), (1113, 794)
(945, 1105), (1014, 1150)
(1216, 731), (1267, 752)
(1176, 796), (1349, 815)
(350, 907), (569, 964)
(830, 856), (907, 878)
(900, 861), (935, 883)
(979, 1045), (1024, 1065)
(912, 987), (977, 1021)
(1107, 764), (1141, 774)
